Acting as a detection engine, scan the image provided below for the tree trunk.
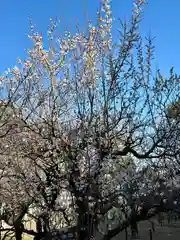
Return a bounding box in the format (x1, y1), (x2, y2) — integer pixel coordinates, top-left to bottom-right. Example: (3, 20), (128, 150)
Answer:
(157, 212), (163, 226)
(15, 225), (23, 240)
(125, 227), (128, 240)
(131, 222), (138, 238)
(77, 213), (90, 240)
(76, 210), (97, 240)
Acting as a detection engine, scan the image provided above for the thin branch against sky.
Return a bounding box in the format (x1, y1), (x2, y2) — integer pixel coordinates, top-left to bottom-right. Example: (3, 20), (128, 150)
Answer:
(0, 0), (180, 77)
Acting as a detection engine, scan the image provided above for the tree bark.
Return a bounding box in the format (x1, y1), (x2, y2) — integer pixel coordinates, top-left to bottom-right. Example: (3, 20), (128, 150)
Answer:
(131, 222), (138, 238)
(15, 224), (23, 240)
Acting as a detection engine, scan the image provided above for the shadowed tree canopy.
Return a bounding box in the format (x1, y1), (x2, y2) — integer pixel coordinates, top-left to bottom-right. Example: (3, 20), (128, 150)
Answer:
(167, 97), (180, 119)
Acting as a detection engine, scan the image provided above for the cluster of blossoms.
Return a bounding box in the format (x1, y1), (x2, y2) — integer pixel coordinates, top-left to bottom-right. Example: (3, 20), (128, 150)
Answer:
(133, 0), (147, 15)
(0, 0), (149, 100)
(0, 0), (113, 88)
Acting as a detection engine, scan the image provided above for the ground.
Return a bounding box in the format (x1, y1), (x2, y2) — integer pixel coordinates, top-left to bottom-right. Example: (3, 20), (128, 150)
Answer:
(2, 218), (180, 239)
(115, 219), (180, 240)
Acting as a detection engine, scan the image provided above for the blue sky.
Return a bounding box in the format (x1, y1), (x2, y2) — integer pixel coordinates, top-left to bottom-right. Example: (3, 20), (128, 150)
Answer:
(0, 0), (180, 77)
